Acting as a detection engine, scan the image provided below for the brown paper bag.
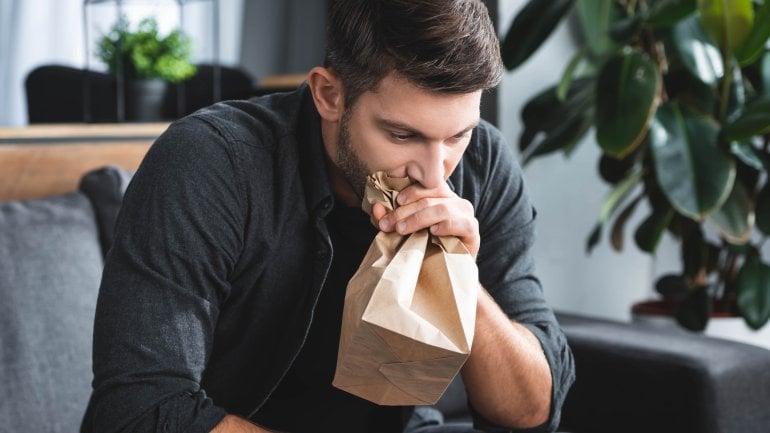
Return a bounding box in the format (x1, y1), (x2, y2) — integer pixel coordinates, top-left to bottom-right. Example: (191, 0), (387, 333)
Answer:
(332, 172), (478, 406)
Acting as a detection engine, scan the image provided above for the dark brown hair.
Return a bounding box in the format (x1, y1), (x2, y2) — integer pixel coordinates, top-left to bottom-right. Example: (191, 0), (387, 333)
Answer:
(325, 0), (503, 108)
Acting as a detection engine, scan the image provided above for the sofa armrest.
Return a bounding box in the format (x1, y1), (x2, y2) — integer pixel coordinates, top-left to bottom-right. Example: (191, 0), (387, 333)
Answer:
(556, 312), (770, 433)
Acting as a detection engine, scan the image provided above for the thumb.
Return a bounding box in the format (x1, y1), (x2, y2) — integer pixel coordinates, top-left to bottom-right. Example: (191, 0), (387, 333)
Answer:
(370, 202), (388, 228)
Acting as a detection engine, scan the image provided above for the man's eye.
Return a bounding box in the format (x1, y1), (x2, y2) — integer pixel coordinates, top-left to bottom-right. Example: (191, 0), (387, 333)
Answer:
(391, 133), (412, 142)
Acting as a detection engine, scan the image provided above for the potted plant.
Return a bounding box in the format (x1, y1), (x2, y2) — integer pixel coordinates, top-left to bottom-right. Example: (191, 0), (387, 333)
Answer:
(502, 0), (770, 332)
(96, 16), (197, 121)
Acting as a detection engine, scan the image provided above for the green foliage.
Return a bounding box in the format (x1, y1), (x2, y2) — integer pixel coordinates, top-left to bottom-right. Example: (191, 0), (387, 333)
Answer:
(503, 0), (770, 331)
(96, 16), (196, 83)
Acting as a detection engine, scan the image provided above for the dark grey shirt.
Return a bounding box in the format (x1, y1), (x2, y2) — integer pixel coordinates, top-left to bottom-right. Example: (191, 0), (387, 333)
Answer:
(81, 85), (574, 433)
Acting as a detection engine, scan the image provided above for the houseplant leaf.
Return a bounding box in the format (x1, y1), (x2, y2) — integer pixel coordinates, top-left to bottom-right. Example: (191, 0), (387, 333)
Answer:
(646, 0), (697, 27)
(575, 0), (617, 57)
(635, 206), (675, 253)
(610, 194), (643, 251)
(735, 0), (770, 66)
(596, 50), (661, 158)
(737, 255), (770, 330)
(682, 226), (708, 280)
(609, 15), (643, 44)
(672, 14), (724, 85)
(698, 0), (754, 54)
(676, 285), (711, 330)
(501, 0), (575, 70)
(519, 78), (595, 162)
(706, 180), (753, 244)
(656, 273), (690, 299)
(759, 50), (770, 96)
(587, 169), (644, 253)
(722, 95), (770, 141)
(557, 47), (588, 101)
(755, 182), (770, 236)
(730, 141), (766, 170)
(599, 169), (644, 224)
(525, 113), (594, 163)
(649, 103), (736, 220)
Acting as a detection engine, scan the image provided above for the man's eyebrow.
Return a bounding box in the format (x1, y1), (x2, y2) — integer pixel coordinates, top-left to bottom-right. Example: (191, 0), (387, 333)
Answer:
(375, 117), (479, 139)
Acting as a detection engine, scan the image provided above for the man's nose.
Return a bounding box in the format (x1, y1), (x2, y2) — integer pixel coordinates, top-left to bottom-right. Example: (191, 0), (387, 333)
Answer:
(416, 142), (446, 189)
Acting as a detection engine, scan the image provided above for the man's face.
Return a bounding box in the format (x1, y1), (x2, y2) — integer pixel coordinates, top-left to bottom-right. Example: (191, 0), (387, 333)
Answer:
(331, 72), (482, 200)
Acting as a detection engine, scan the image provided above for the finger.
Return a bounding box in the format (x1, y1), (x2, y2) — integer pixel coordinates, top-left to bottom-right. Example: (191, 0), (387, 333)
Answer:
(429, 219), (480, 258)
(395, 199), (475, 237)
(396, 182), (455, 206)
(381, 196), (439, 231)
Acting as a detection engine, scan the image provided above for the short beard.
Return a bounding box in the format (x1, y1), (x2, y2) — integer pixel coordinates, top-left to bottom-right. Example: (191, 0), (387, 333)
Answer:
(336, 110), (371, 202)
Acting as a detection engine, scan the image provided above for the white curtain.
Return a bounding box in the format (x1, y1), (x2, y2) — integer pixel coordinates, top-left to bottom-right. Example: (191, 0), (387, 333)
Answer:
(0, 0), (85, 126)
(0, 0), (243, 126)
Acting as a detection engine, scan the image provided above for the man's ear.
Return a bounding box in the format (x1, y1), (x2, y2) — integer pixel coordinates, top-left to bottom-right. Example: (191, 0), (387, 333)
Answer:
(307, 66), (344, 122)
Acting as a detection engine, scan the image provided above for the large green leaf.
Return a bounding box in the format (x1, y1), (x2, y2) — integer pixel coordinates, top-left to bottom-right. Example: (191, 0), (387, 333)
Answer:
(672, 14), (724, 85)
(755, 182), (770, 236)
(596, 50), (661, 158)
(737, 255), (770, 329)
(649, 103), (736, 220)
(646, 0), (698, 27)
(706, 180), (753, 244)
(519, 78), (595, 162)
(723, 95), (770, 140)
(501, 0), (575, 70)
(698, 0), (754, 54)
(735, 0), (770, 65)
(576, 0), (617, 57)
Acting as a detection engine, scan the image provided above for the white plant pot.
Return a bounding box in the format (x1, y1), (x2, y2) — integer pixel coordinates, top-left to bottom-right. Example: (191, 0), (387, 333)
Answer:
(632, 310), (770, 350)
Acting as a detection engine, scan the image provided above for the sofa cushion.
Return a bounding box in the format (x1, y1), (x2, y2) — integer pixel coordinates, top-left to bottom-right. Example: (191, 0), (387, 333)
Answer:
(79, 165), (133, 255)
(0, 191), (103, 432)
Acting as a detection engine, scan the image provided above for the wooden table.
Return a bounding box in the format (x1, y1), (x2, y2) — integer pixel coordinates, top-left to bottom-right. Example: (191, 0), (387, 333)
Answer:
(0, 123), (167, 201)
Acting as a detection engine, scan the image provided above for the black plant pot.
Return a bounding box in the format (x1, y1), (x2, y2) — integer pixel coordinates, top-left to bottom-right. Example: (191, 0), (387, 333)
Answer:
(125, 79), (168, 122)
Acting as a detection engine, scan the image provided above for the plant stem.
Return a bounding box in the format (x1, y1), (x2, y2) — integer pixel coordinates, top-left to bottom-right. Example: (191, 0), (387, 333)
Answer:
(719, 56), (733, 121)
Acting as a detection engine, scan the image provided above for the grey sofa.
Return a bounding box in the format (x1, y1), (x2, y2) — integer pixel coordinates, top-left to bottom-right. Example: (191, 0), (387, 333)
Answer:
(2, 165), (770, 433)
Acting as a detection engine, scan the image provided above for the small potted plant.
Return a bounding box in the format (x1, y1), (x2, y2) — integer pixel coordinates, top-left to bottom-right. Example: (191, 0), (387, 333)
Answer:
(502, 0), (770, 333)
(96, 15), (197, 121)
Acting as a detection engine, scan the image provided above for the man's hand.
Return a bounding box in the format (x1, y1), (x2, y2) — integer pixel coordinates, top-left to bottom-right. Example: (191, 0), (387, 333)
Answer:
(371, 182), (480, 258)
(371, 182), (553, 429)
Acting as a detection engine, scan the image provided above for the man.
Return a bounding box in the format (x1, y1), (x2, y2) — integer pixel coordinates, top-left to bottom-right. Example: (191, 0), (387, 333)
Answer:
(81, 1), (574, 432)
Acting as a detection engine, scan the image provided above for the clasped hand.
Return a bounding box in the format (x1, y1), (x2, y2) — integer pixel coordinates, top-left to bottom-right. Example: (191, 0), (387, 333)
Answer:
(370, 182), (480, 259)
